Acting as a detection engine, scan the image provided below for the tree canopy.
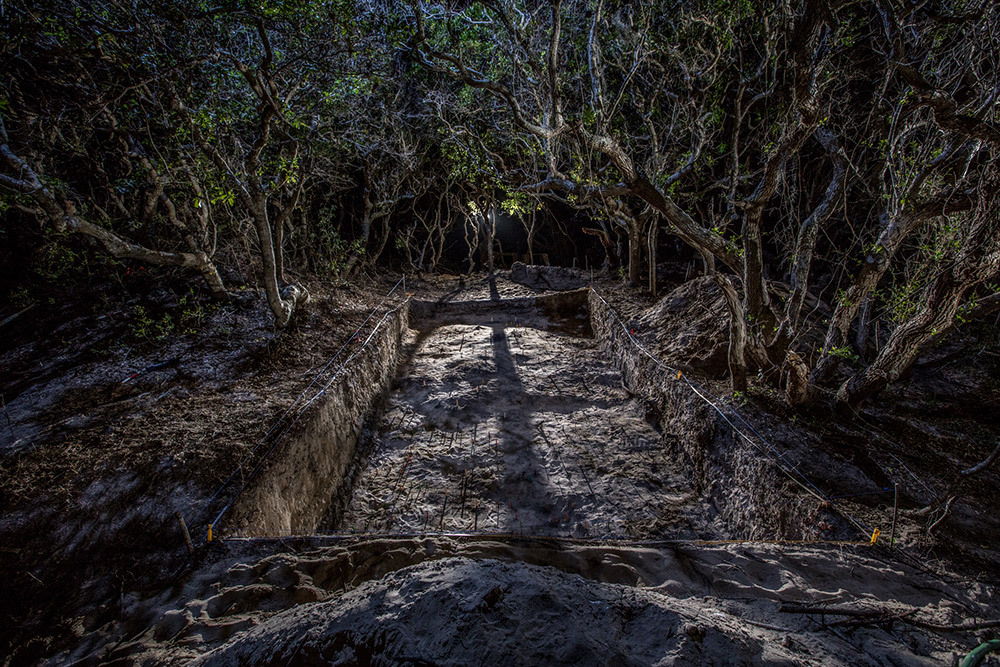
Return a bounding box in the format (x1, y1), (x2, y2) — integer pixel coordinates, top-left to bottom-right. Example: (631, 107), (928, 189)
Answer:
(2, 0), (999, 408)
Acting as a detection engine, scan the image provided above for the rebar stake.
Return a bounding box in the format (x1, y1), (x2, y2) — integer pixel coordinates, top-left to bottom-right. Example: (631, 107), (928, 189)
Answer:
(890, 483), (899, 548)
(460, 472), (468, 518)
(439, 492), (448, 530)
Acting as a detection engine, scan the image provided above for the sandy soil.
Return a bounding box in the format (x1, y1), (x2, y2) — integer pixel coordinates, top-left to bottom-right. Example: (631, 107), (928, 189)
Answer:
(87, 536), (999, 666)
(3, 269), (999, 665)
(338, 319), (695, 538)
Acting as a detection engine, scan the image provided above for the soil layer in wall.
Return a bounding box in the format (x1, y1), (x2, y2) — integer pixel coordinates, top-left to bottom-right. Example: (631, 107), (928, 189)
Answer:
(225, 304), (410, 537)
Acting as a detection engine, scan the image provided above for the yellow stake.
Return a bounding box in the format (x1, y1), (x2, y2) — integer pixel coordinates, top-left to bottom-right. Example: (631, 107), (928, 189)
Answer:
(677, 370), (683, 380)
(207, 524), (213, 542)
(870, 528), (880, 544)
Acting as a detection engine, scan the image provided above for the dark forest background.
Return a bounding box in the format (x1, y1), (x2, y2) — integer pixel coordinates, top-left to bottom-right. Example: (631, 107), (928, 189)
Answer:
(2, 0), (999, 408)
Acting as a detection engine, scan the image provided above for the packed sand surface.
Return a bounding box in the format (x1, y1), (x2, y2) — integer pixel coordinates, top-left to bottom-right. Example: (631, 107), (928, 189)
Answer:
(337, 319), (697, 539)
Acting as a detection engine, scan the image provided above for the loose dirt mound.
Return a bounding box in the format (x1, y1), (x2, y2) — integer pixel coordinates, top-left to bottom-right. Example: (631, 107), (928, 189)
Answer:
(635, 277), (729, 377)
(96, 538), (996, 666)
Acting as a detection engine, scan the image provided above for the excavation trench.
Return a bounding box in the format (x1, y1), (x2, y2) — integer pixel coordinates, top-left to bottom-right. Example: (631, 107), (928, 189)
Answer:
(225, 285), (840, 543)
(329, 290), (691, 538)
(226, 289), (701, 540)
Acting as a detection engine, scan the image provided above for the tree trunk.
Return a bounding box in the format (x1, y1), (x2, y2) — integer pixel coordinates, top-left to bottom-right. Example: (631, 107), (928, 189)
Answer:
(196, 253), (228, 300)
(647, 219), (657, 295)
(251, 198), (303, 328)
(343, 181), (373, 276)
(273, 211), (286, 287)
(627, 220), (641, 285)
(812, 196), (973, 383)
(741, 212), (770, 325)
(714, 273), (748, 393)
(774, 128), (847, 352)
(487, 209), (496, 276)
(367, 213), (393, 268)
(837, 217), (1000, 408)
(837, 276), (965, 408)
(783, 351), (811, 407)
(343, 211), (370, 277)
(465, 215), (479, 274)
(417, 225), (431, 271)
(854, 296), (872, 357)
(526, 212), (537, 265)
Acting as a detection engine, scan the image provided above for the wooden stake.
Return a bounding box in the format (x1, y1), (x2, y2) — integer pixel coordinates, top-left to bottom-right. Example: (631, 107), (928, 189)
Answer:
(175, 512), (194, 555)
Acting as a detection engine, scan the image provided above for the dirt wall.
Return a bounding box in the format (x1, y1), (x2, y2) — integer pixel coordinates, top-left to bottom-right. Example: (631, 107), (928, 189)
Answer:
(226, 304), (410, 537)
(409, 288), (591, 333)
(588, 289), (848, 540)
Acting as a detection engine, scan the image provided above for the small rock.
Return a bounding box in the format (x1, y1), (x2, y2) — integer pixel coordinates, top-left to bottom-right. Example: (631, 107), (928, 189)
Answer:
(683, 623), (706, 642)
(478, 585), (506, 611)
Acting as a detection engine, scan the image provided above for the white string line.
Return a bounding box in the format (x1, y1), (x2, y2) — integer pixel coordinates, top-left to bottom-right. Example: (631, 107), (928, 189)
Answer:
(589, 287), (873, 538)
(209, 297), (412, 532)
(221, 531), (875, 546)
(684, 380), (872, 537)
(189, 277), (405, 529)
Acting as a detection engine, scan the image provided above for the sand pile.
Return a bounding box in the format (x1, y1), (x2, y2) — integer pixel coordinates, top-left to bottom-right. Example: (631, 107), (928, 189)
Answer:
(86, 538), (998, 665)
(635, 276), (730, 377)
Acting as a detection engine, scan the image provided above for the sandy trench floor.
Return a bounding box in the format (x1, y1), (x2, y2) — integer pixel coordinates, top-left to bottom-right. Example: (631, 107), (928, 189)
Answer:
(338, 315), (693, 539)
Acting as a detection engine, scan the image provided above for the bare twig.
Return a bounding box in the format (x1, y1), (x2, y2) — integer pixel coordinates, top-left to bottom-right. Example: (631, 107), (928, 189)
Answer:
(927, 496), (956, 533)
(961, 441), (1000, 476)
(781, 604), (1000, 632)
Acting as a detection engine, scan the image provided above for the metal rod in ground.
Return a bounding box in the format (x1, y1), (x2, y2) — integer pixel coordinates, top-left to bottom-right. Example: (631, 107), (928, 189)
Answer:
(175, 512), (195, 555)
(460, 472), (468, 518)
(890, 483), (899, 547)
(473, 500), (479, 531)
(439, 492), (448, 530)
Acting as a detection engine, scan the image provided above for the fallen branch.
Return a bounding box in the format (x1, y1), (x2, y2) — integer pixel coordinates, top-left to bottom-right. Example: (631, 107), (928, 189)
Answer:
(780, 604), (890, 619)
(0, 303), (35, 330)
(830, 609), (918, 628)
(743, 618), (796, 632)
(906, 618), (1000, 632)
(927, 495), (956, 533)
(961, 441), (1000, 476)
(910, 442), (999, 530)
(780, 604), (1000, 633)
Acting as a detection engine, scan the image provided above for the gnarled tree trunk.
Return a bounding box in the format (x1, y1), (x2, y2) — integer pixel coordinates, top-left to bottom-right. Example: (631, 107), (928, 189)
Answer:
(0, 129), (228, 300)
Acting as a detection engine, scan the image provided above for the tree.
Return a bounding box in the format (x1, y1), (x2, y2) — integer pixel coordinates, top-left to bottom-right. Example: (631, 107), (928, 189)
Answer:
(0, 3), (228, 299)
(407, 0), (1000, 408)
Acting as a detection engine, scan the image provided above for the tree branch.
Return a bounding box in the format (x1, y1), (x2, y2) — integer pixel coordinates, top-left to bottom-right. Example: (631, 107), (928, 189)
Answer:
(898, 65), (1000, 146)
